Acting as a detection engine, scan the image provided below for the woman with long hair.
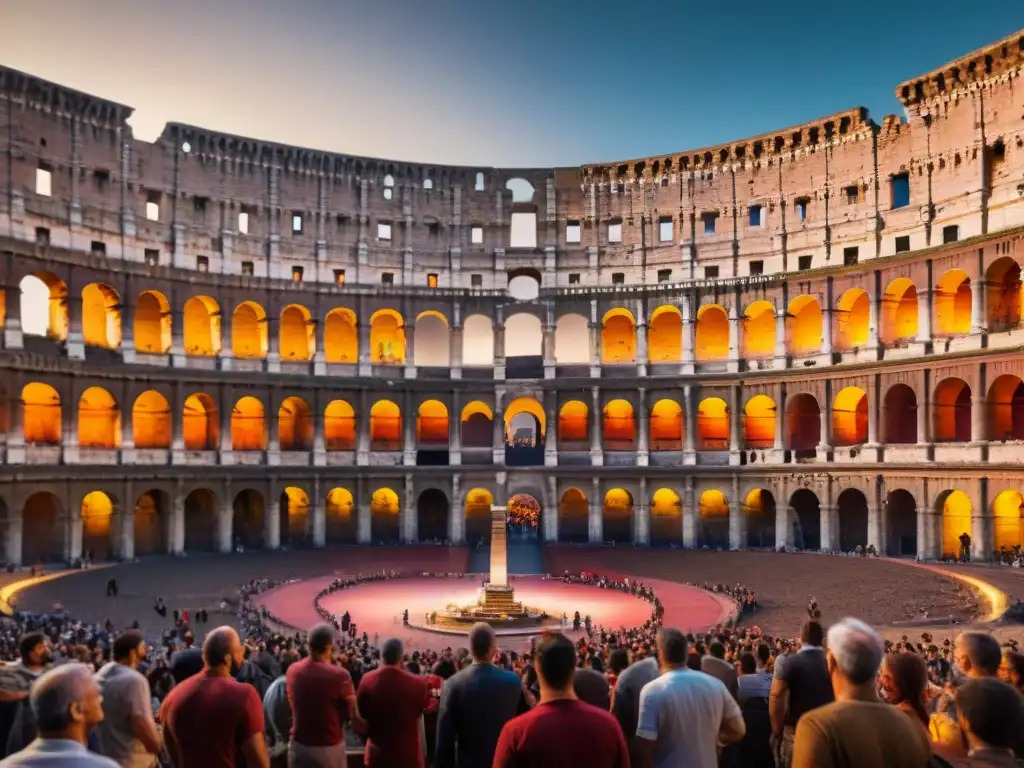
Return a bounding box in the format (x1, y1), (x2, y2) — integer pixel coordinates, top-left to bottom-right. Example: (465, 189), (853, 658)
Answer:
(878, 653), (960, 752)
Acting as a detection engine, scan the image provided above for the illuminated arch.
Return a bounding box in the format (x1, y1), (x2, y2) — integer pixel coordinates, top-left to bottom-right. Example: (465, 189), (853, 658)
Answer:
(132, 390), (171, 449)
(414, 310), (450, 367)
(460, 401), (493, 448)
(81, 491), (116, 560)
(232, 489), (265, 549)
(558, 488), (589, 543)
(78, 387), (120, 449)
(370, 487), (400, 542)
(933, 378), (972, 443)
(986, 256), (1022, 332)
(603, 488), (633, 544)
(183, 393), (218, 450)
(183, 296), (221, 356)
(231, 396), (266, 451)
(504, 397), (545, 441)
(934, 270), (971, 336)
(81, 283), (121, 349)
(324, 308), (358, 363)
(744, 489), (776, 549)
(279, 304), (314, 361)
(21, 382), (61, 445)
(462, 314), (494, 366)
(650, 399), (682, 450)
(786, 393), (820, 453)
(324, 399), (356, 450)
(417, 399), (450, 444)
(744, 394), (776, 449)
(831, 386), (868, 446)
(650, 488), (682, 546)
(370, 309), (405, 364)
(280, 487), (309, 545)
(938, 490), (972, 558)
(183, 489), (218, 552)
(835, 288), (870, 350)
(601, 308), (636, 364)
(505, 313), (542, 357)
(695, 304), (729, 362)
(278, 396), (313, 450)
(698, 489), (729, 548)
(789, 295), (823, 356)
(881, 278), (918, 344)
(134, 290), (171, 354)
(883, 384), (918, 444)
(232, 301), (268, 359)
(558, 400), (589, 443)
(603, 399), (635, 449)
(987, 374), (1024, 441)
(742, 301), (775, 359)
(465, 488), (495, 544)
(649, 306), (682, 362)
(325, 487), (356, 544)
(992, 489), (1024, 552)
(19, 273), (68, 340)
(696, 397), (728, 450)
(370, 399), (402, 450)
(554, 314), (589, 364)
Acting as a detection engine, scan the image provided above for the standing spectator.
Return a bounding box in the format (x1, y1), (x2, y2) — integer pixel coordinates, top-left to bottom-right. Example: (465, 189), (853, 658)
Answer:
(435, 623), (529, 768)
(357, 638), (430, 768)
(262, 655), (295, 767)
(997, 649), (1024, 694)
(791, 618), (930, 768)
(574, 662), (611, 712)
(738, 646), (773, 703)
(286, 624), (362, 767)
(492, 632), (628, 768)
(769, 620), (833, 767)
(611, 648), (659, 762)
(701, 641), (739, 700)
(93, 630), (161, 767)
(732, 651), (774, 768)
(634, 627), (745, 768)
(953, 632), (1002, 682)
(0, 664), (117, 767)
(0, 634), (51, 759)
(939, 678), (1024, 767)
(158, 626), (269, 768)
(168, 634), (201, 685)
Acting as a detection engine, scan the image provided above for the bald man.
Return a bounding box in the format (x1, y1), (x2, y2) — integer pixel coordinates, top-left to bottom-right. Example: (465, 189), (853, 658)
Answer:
(158, 627), (269, 768)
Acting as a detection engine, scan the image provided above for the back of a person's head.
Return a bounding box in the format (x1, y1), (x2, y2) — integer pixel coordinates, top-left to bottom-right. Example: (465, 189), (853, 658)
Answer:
(19, 632), (44, 662)
(800, 621), (824, 647)
(739, 652), (757, 675)
(709, 641), (725, 659)
(686, 651), (701, 671)
(31, 664), (90, 732)
(307, 624), (335, 656)
(609, 647), (629, 674)
(957, 632), (1002, 676)
(113, 630), (145, 662)
(469, 623), (496, 662)
(381, 638), (403, 666)
(202, 627), (236, 668)
(756, 643), (771, 666)
(658, 628), (688, 666)
(827, 618), (883, 685)
(956, 677), (1024, 749)
(406, 660), (421, 675)
(536, 633), (576, 690)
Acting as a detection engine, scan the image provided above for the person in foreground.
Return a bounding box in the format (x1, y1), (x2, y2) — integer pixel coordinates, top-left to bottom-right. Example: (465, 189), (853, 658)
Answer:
(93, 630), (162, 767)
(634, 627), (745, 768)
(791, 617), (931, 768)
(0, 663), (118, 767)
(936, 677), (1024, 767)
(492, 632), (629, 768)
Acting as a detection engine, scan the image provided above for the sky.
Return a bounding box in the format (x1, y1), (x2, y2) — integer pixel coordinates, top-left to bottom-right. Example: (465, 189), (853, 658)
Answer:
(0, 0), (1021, 168)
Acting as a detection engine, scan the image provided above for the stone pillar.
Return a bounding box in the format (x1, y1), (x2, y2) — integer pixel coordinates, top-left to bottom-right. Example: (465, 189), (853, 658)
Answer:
(492, 402), (505, 465)
(169, 490), (185, 554)
(776, 505), (792, 549)
(493, 309), (506, 380)
(312, 389), (326, 466)
(588, 320), (601, 377)
(218, 303), (233, 371)
(867, 505), (884, 555)
(403, 391), (416, 466)
(544, 475), (558, 543)
(819, 504), (837, 551)
(357, 321), (372, 376)
(402, 476), (416, 543)
(356, 481), (371, 544)
(635, 476), (649, 545)
(727, 303), (740, 373)
(589, 386), (603, 466)
(970, 278), (987, 335)
(65, 512), (83, 562)
(5, 516), (22, 567)
(542, 323), (556, 379)
(120, 382), (135, 464)
(265, 500), (281, 550)
(866, 375), (880, 448)
(403, 320), (417, 379)
(544, 396), (558, 467)
(61, 384), (79, 465)
(120, 276), (137, 364)
(66, 294), (85, 360)
(2, 280), (23, 350)
(119, 502), (135, 561)
(266, 313), (280, 373)
(971, 365), (987, 444)
(916, 287), (933, 345)
(728, 384), (741, 465)
(5, 373), (25, 464)
(867, 281), (881, 353)
(267, 391), (281, 466)
(450, 390), (462, 466)
(821, 286), (833, 357)
(916, 501), (931, 560)
(311, 493), (326, 548)
(817, 381), (832, 456)
(728, 475), (744, 550)
(917, 369), (930, 445)
(356, 388), (370, 465)
(635, 320), (648, 377)
(774, 386), (786, 451)
(219, 384), (233, 464)
(682, 478), (697, 548)
(450, 324), (463, 380)
(681, 298), (695, 374)
(636, 387), (649, 466)
(450, 474), (464, 544)
(682, 385), (696, 465)
(588, 477), (602, 543)
(216, 500), (232, 553)
(773, 309), (787, 365)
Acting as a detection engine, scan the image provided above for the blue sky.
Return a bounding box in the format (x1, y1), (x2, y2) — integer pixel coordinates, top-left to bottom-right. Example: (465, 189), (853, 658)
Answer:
(0, 0), (1021, 166)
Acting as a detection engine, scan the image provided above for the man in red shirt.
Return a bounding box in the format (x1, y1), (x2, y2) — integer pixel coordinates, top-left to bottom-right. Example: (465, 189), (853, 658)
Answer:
(286, 623), (364, 766)
(158, 626), (269, 768)
(493, 632), (629, 768)
(357, 638), (431, 768)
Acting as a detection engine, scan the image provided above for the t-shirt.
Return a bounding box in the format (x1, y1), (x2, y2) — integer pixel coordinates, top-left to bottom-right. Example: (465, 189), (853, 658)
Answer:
(737, 671), (773, 702)
(573, 669), (611, 711)
(636, 668), (743, 768)
(158, 671), (264, 768)
(286, 657), (355, 748)
(0, 663), (44, 759)
(791, 699), (931, 768)
(611, 657), (659, 746)
(357, 666), (431, 768)
(93, 662), (155, 767)
(776, 648), (834, 727)
(493, 699), (628, 768)
(700, 656), (738, 700)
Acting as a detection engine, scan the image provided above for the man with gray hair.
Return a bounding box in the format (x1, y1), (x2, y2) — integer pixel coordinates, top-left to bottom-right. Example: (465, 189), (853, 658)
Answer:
(357, 638), (431, 768)
(791, 618), (930, 768)
(0, 664), (118, 767)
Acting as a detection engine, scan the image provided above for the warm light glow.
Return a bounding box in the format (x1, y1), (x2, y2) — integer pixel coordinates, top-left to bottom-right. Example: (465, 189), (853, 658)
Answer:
(232, 301), (268, 359)
(324, 308), (358, 363)
(650, 399), (682, 450)
(940, 489), (972, 558)
(81, 284), (121, 349)
(78, 387), (120, 449)
(695, 304), (729, 362)
(835, 288), (870, 350)
(370, 399), (402, 449)
(417, 399), (449, 444)
(744, 394), (775, 448)
(19, 273), (68, 340)
(699, 489), (729, 518)
(282, 487), (309, 541)
(183, 296), (221, 356)
(601, 307), (636, 364)
(651, 488), (681, 517)
(933, 378), (971, 443)
(992, 489), (1024, 551)
(278, 397), (313, 450)
(788, 295), (823, 356)
(831, 386), (868, 446)
(504, 397), (545, 440)
(986, 257), (1022, 331)
(132, 390), (171, 448)
(371, 487), (400, 515)
(134, 291), (171, 353)
(21, 382), (61, 445)
(602, 399), (635, 447)
(370, 309), (406, 364)
(648, 305), (682, 362)
(183, 393), (218, 450)
(881, 277), (918, 344)
(696, 397), (728, 450)
(558, 400), (588, 442)
(231, 396), (265, 451)
(279, 304), (314, 361)
(987, 374), (1024, 441)
(934, 270), (971, 336)
(742, 301), (775, 359)
(414, 310), (450, 367)
(324, 399), (356, 450)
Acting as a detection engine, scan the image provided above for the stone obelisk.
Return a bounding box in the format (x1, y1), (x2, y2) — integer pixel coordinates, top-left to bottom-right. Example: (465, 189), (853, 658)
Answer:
(489, 505), (508, 587)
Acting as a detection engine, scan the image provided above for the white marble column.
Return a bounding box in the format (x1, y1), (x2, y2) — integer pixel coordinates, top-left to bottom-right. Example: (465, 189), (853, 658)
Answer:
(588, 477), (602, 543)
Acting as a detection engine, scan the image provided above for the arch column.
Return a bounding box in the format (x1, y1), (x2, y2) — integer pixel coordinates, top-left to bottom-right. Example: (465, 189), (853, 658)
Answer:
(312, 389), (326, 466)
(266, 314), (280, 373)
(916, 501), (931, 560)
(635, 321), (648, 377)
(169, 487), (185, 554)
(970, 367), (987, 446)
(867, 504), (884, 554)
(65, 511), (83, 562)
(970, 278), (987, 335)
(2, 280), (23, 350)
(682, 385), (696, 465)
(402, 391), (416, 466)
(544, 475), (558, 543)
(450, 323), (463, 380)
(6, 372), (26, 464)
(120, 278), (137, 364)
(356, 389), (370, 466)
(542, 322), (555, 379)
(682, 478), (696, 548)
(972, 484), (990, 562)
(917, 370), (930, 446)
(916, 287), (933, 346)
(493, 310), (506, 380)
(492, 403), (505, 464)
(817, 381), (832, 461)
(118, 500), (134, 561)
(403, 321), (417, 379)
(544, 396), (558, 467)
(450, 474), (464, 544)
(681, 299), (695, 375)
(120, 381), (135, 464)
(218, 383), (233, 464)
(265, 499), (281, 550)
(450, 391), (462, 466)
(5, 515), (22, 566)
(776, 504), (792, 549)
(61, 382), (79, 465)
(774, 385), (786, 453)
(864, 375), (881, 461)
(311, 481), (326, 547)
(267, 391), (281, 466)
(635, 477), (649, 545)
(217, 306), (233, 371)
(402, 475), (416, 543)
(773, 309), (787, 368)
(637, 388), (649, 466)
(589, 386), (603, 466)
(819, 504), (838, 551)
(168, 289), (185, 367)
(727, 302), (740, 373)
(821, 285), (834, 358)
(357, 322), (371, 376)
(728, 384), (741, 465)
(588, 477), (602, 544)
(728, 476), (744, 550)
(216, 497), (232, 553)
(356, 478), (371, 544)
(66, 294), (85, 360)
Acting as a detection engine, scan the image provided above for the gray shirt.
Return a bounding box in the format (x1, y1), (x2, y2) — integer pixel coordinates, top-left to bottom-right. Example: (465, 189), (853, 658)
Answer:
(0, 738), (120, 767)
(92, 663), (155, 768)
(611, 657), (659, 747)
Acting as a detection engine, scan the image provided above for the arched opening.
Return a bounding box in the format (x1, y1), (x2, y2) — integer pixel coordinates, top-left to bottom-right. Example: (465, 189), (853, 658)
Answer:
(231, 396), (266, 451)
(558, 400), (589, 445)
(81, 491), (116, 561)
(934, 270), (971, 336)
(790, 488), (821, 550)
(81, 283), (121, 349)
(832, 386), (868, 447)
(280, 487), (309, 546)
(886, 489), (918, 557)
(417, 400), (449, 445)
(554, 314), (589, 364)
(933, 378), (972, 443)
(650, 399), (682, 451)
(881, 278), (918, 344)
(648, 306), (681, 362)
(370, 487), (400, 542)
(789, 296), (823, 356)
(601, 308), (636, 364)
(696, 397), (728, 451)
(20, 273), (68, 340)
(324, 400), (356, 450)
(370, 399), (402, 450)
(370, 309), (406, 364)
(21, 382), (61, 445)
(650, 488), (682, 546)
(278, 397), (313, 451)
(417, 489), (449, 541)
(183, 488), (217, 552)
(697, 490), (729, 549)
(987, 374), (1024, 441)
(743, 395), (775, 449)
(695, 304), (729, 362)
(992, 489), (1024, 553)
(232, 489), (265, 550)
(464, 488), (494, 545)
(834, 288), (870, 350)
(22, 492), (63, 563)
(232, 301), (268, 359)
(508, 271), (540, 299)
(183, 296), (221, 356)
(183, 393), (218, 450)
(836, 488), (869, 552)
(603, 488), (633, 544)
(462, 314), (494, 366)
(134, 291), (171, 353)
(504, 397), (545, 444)
(78, 387), (120, 449)
(742, 301), (775, 359)
(133, 490), (167, 557)
(279, 304), (314, 361)
(786, 393), (820, 454)
(460, 401), (492, 448)
(938, 489), (972, 559)
(507, 494), (541, 538)
(883, 384), (918, 444)
(325, 488), (356, 544)
(986, 256), (1022, 332)
(323, 308), (358, 363)
(745, 489), (776, 548)
(132, 390), (171, 449)
(414, 311), (450, 367)
(505, 313), (543, 359)
(558, 488), (589, 543)
(602, 399), (635, 450)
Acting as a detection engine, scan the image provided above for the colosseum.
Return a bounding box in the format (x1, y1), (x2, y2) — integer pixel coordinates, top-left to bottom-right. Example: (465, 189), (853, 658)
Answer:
(0, 29), (1023, 569)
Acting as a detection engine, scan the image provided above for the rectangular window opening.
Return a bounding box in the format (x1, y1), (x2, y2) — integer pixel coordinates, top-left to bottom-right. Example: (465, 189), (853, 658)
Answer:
(894, 235), (911, 253)
(657, 268), (672, 282)
(798, 255), (813, 271)
(658, 216), (673, 243)
(35, 227), (50, 245)
(611, 272), (625, 284)
(510, 212), (537, 248)
(608, 220), (623, 243)
(795, 197), (809, 221)
(238, 211), (250, 234)
(35, 165), (52, 197)
(381, 272), (394, 286)
(292, 213), (303, 234)
(891, 173), (910, 209)
(145, 249), (160, 267)
(568, 273), (581, 285)
(748, 204), (763, 227)
(566, 220), (581, 244)
(90, 241), (106, 256)
(197, 255), (209, 273)
(93, 170), (110, 192)
(475, 172), (485, 191)
(241, 260), (254, 276)
(749, 260), (764, 275)
(942, 225), (960, 244)
(843, 246), (859, 266)
(471, 226), (483, 245)
(845, 185), (859, 205)
(334, 269), (346, 285)
(427, 273), (438, 288)
(704, 266), (720, 279)
(377, 222), (392, 241)
(292, 266), (304, 282)
(470, 273), (483, 287)
(701, 212), (718, 235)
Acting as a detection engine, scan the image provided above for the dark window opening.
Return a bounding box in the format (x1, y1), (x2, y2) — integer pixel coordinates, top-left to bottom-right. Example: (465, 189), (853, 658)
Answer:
(894, 236), (911, 253)
(657, 269), (671, 282)
(843, 247), (859, 266)
(93, 170), (110, 191)
(381, 272), (394, 286)
(90, 241), (106, 256)
(35, 227), (50, 245)
(241, 261), (254, 276)
(612, 272), (625, 285)
(798, 255), (813, 271)
(704, 266), (720, 279)
(795, 197), (809, 221)
(292, 266), (304, 282)
(942, 225), (960, 244)
(845, 185), (859, 204)
(701, 212), (718, 235)
(197, 255), (209, 273)
(144, 249), (160, 267)
(334, 269), (346, 285)
(568, 273), (581, 285)
(748, 205), (763, 227)
(749, 260), (764, 275)
(891, 173), (910, 209)
(470, 273), (483, 287)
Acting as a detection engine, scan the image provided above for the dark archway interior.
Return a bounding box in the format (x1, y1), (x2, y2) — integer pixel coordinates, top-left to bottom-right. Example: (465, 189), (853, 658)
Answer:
(23, 492), (62, 564)
(886, 489), (917, 557)
(417, 489), (449, 541)
(184, 490), (217, 552)
(232, 490), (264, 549)
(747, 492), (777, 549)
(787, 394), (820, 455)
(558, 490), (589, 543)
(790, 489), (821, 551)
(837, 489), (869, 552)
(134, 490), (168, 557)
(884, 384), (918, 444)
(461, 413), (491, 448)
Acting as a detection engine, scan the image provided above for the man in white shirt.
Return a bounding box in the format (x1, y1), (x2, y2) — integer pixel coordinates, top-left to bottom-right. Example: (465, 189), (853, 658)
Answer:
(93, 631), (161, 768)
(635, 628), (745, 768)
